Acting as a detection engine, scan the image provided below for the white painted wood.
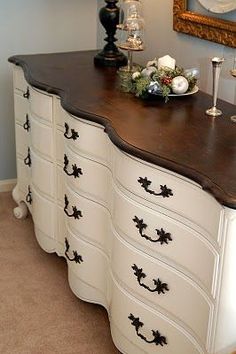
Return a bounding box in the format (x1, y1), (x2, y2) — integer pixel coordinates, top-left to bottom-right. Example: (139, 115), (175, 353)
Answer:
(110, 279), (205, 354)
(29, 87), (53, 123)
(112, 184), (218, 296)
(11, 65), (236, 354)
(63, 109), (111, 165)
(0, 178), (16, 193)
(13, 93), (28, 125)
(30, 114), (53, 159)
(213, 208), (236, 354)
(16, 157), (31, 194)
(64, 185), (110, 252)
(31, 186), (54, 239)
(64, 145), (112, 208)
(12, 184), (28, 219)
(13, 66), (28, 93)
(113, 147), (223, 242)
(31, 149), (54, 199)
(111, 230), (212, 345)
(66, 229), (109, 297)
(15, 123), (30, 158)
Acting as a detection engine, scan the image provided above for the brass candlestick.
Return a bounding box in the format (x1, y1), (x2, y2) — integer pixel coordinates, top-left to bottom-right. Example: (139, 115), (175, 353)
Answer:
(206, 57), (224, 117)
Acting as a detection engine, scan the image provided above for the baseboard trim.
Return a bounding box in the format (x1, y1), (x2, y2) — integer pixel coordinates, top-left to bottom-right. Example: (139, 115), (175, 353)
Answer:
(0, 179), (17, 192)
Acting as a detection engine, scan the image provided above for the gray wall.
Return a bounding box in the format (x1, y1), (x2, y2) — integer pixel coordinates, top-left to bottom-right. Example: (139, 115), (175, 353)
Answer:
(0, 0), (98, 181)
(98, 0), (236, 104)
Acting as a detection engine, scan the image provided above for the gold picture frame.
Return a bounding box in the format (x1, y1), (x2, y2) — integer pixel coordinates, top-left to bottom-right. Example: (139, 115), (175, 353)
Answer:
(173, 0), (236, 48)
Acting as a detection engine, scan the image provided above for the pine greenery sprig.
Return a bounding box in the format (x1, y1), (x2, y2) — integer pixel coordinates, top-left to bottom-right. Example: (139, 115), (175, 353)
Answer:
(118, 64), (197, 102)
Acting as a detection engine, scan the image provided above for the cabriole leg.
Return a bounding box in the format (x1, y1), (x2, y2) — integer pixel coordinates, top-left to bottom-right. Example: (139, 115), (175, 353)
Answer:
(12, 184), (28, 219)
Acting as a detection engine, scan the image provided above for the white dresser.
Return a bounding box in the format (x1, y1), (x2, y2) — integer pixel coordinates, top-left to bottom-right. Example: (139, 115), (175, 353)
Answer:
(10, 56), (236, 354)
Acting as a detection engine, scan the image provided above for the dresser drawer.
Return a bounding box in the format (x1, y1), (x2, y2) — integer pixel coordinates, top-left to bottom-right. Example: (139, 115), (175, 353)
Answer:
(31, 187), (54, 238)
(62, 110), (110, 165)
(112, 186), (218, 295)
(64, 229), (108, 296)
(13, 66), (28, 93)
(111, 232), (212, 345)
(64, 186), (110, 252)
(30, 114), (53, 159)
(16, 157), (31, 194)
(15, 123), (30, 158)
(31, 149), (54, 198)
(110, 280), (204, 354)
(114, 149), (222, 241)
(63, 146), (111, 207)
(14, 92), (29, 125)
(29, 87), (53, 123)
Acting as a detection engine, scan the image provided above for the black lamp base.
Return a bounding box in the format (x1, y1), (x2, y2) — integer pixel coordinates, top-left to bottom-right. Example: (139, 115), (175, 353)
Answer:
(94, 0), (127, 68)
(94, 49), (127, 68)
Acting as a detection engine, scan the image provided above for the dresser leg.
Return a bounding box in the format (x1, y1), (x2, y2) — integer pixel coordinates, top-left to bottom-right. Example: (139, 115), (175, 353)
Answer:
(12, 184), (28, 219)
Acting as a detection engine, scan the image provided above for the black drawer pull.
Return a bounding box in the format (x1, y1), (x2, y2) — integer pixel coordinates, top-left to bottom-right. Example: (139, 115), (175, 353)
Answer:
(23, 87), (30, 99)
(65, 238), (83, 264)
(128, 313), (167, 346)
(64, 122), (79, 140)
(64, 194), (83, 220)
(133, 216), (172, 245)
(132, 264), (169, 294)
(23, 114), (30, 131)
(63, 154), (83, 178)
(26, 185), (32, 204)
(24, 147), (31, 167)
(138, 177), (173, 198)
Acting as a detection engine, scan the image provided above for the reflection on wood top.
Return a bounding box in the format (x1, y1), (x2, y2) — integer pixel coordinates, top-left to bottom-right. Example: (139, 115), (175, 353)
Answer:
(9, 50), (236, 208)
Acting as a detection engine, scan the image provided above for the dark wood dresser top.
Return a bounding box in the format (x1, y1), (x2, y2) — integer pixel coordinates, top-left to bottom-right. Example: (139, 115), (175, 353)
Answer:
(9, 50), (236, 208)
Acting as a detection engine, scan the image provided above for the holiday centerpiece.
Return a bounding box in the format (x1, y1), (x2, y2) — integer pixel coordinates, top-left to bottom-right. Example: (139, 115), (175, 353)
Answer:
(119, 54), (199, 102)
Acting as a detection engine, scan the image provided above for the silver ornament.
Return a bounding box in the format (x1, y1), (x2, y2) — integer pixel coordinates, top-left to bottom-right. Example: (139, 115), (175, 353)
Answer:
(184, 68), (199, 79)
(148, 81), (161, 95)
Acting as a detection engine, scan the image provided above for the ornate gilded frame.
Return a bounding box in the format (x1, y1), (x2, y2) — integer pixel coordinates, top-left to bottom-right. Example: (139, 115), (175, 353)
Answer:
(173, 0), (236, 48)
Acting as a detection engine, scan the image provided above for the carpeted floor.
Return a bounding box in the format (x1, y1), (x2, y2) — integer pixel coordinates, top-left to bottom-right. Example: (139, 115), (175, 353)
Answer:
(0, 192), (120, 354)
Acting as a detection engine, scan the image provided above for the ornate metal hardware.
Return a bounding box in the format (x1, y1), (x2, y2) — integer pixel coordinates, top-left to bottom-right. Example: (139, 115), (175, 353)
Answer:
(128, 313), (167, 346)
(64, 194), (83, 220)
(63, 154), (83, 178)
(132, 264), (169, 294)
(138, 177), (173, 198)
(23, 114), (30, 131)
(133, 216), (173, 245)
(26, 185), (32, 204)
(23, 87), (30, 99)
(64, 122), (79, 140)
(65, 238), (83, 264)
(24, 147), (31, 167)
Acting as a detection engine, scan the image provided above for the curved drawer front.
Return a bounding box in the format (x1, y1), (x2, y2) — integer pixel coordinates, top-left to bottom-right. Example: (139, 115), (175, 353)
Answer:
(31, 187), (54, 238)
(64, 186), (110, 251)
(112, 187), (217, 295)
(14, 93), (28, 125)
(114, 149), (222, 241)
(111, 232), (211, 344)
(13, 66), (28, 93)
(63, 146), (111, 207)
(29, 87), (52, 123)
(31, 149), (54, 198)
(63, 112), (110, 165)
(30, 115), (53, 159)
(65, 229), (108, 296)
(56, 128), (64, 165)
(15, 123), (30, 158)
(110, 280), (204, 354)
(16, 157), (31, 194)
